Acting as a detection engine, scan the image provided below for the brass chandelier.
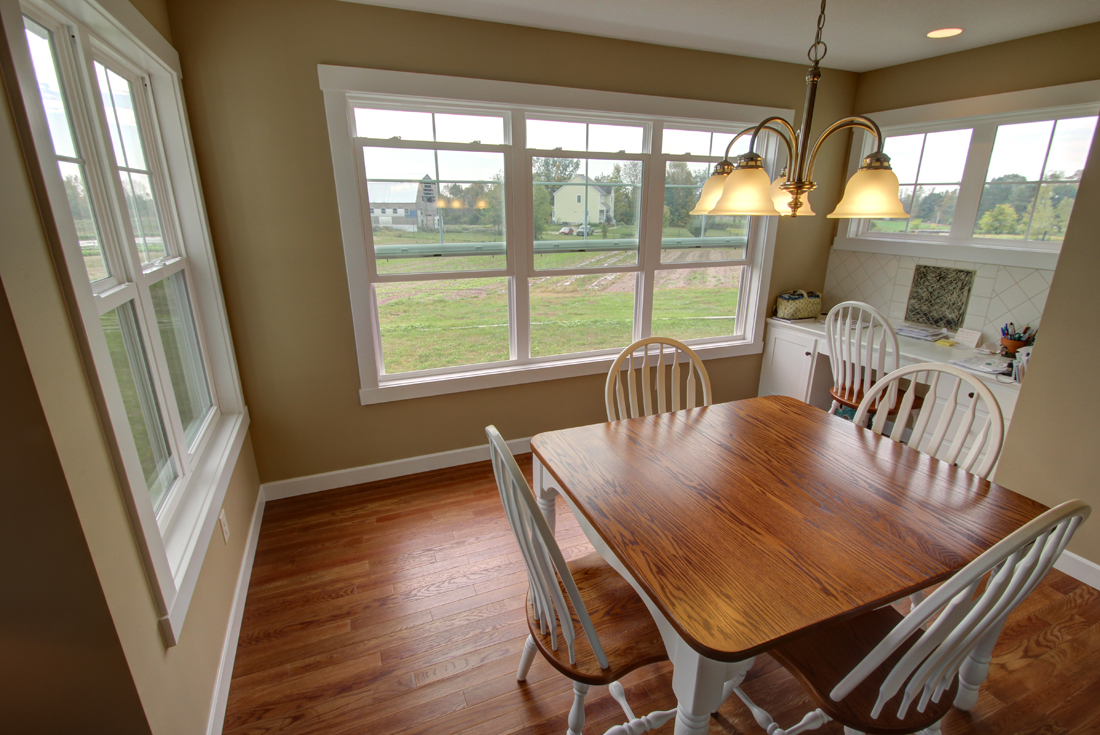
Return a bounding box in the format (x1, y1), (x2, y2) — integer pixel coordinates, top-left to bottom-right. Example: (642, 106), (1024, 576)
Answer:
(691, 0), (909, 219)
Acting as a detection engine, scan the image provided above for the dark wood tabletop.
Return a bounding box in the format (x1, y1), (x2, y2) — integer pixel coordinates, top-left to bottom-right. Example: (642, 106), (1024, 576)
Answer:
(530, 395), (1048, 662)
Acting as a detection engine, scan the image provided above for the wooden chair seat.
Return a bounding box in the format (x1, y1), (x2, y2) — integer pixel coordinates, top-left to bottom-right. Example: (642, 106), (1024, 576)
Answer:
(770, 606), (955, 735)
(831, 383), (924, 413)
(527, 551), (668, 686)
(487, 425), (678, 734)
(725, 501), (1090, 735)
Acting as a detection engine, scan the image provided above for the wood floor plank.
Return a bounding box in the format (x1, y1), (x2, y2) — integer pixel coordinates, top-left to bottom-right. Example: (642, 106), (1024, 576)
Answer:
(223, 454), (1100, 735)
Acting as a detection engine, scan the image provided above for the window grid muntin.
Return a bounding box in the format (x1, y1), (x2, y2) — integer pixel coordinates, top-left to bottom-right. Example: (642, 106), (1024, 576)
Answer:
(91, 54), (177, 267)
(974, 116), (1094, 242)
(355, 103), (759, 379)
(25, 2), (220, 518)
(532, 154), (644, 271)
(22, 11), (123, 287)
(356, 137), (513, 281)
(851, 109), (1097, 249)
(85, 49), (218, 479)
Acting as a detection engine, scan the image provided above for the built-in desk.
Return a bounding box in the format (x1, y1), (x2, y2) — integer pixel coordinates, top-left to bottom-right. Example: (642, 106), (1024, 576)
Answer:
(758, 317), (1020, 424)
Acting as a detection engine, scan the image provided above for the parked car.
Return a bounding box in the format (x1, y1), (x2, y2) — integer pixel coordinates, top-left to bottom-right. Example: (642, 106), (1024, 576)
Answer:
(557, 226), (574, 235)
(575, 225), (594, 235)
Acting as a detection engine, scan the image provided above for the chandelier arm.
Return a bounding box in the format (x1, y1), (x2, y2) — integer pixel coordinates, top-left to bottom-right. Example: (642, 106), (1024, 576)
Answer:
(720, 126), (763, 161)
(757, 125), (795, 166)
(803, 116), (882, 183)
(748, 116), (797, 158)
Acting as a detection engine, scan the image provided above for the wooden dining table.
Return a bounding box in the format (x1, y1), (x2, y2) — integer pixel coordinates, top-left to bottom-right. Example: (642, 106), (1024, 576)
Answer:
(530, 395), (1047, 735)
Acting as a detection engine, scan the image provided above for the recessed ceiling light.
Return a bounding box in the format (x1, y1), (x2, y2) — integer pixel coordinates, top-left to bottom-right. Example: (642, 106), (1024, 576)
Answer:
(927, 28), (964, 39)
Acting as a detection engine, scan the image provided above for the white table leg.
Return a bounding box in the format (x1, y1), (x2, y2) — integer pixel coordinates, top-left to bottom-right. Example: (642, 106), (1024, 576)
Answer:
(670, 647), (754, 735)
(555, 485), (753, 734)
(955, 617), (1008, 710)
(532, 458), (559, 534)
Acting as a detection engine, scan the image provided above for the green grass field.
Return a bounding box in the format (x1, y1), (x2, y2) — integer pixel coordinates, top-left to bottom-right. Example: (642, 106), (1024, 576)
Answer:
(375, 264), (740, 374)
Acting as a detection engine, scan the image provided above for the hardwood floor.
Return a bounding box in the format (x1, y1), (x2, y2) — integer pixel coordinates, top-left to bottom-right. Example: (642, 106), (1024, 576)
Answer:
(224, 457), (1100, 735)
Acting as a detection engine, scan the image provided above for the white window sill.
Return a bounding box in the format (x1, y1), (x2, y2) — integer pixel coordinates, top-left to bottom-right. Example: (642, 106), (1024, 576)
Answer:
(157, 407), (249, 645)
(360, 339), (763, 405)
(833, 235), (1060, 270)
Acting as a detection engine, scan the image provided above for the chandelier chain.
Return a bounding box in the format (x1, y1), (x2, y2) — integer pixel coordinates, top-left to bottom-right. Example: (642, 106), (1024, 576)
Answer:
(808, 0), (828, 64)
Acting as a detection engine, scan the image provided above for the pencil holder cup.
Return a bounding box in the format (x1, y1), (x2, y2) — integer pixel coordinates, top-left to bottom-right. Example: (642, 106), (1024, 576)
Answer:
(1000, 338), (1029, 357)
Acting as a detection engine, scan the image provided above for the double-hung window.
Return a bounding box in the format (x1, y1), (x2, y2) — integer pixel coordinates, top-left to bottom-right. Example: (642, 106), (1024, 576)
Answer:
(322, 67), (781, 404)
(7, 0), (247, 644)
(837, 85), (1099, 267)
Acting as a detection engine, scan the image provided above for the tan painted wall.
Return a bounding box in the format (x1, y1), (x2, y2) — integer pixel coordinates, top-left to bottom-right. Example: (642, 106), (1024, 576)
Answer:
(1, 16), (261, 735)
(166, 0), (857, 483)
(853, 27), (1100, 564)
(0, 273), (151, 735)
(994, 122), (1100, 563)
(127, 0), (171, 43)
(855, 22), (1100, 113)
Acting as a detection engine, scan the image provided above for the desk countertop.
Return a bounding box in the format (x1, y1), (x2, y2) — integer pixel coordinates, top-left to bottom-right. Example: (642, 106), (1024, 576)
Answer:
(767, 317), (1020, 396)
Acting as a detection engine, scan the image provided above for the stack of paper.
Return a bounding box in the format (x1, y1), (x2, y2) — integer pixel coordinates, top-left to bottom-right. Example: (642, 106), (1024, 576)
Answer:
(950, 356), (1013, 375)
(896, 324), (949, 341)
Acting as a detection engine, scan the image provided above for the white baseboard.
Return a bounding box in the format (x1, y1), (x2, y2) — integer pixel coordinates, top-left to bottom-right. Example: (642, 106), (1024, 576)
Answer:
(1055, 549), (1100, 590)
(206, 486), (266, 735)
(261, 437), (532, 501)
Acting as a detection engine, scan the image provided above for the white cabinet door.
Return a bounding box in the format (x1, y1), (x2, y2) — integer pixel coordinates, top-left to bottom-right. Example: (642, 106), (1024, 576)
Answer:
(759, 326), (819, 402)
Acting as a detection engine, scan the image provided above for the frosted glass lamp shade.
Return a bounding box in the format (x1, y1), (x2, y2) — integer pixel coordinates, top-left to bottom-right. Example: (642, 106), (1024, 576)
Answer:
(828, 168), (910, 218)
(690, 172), (729, 215)
(771, 175), (815, 216)
(710, 167), (781, 216)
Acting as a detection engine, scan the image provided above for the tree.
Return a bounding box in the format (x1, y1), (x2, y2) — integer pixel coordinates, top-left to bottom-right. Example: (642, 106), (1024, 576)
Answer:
(975, 174), (1034, 229)
(532, 157), (581, 195)
(1029, 182), (1077, 240)
(664, 161), (698, 228)
(480, 178), (505, 236)
(532, 186), (552, 240)
(977, 203), (1019, 235)
(62, 174), (97, 240)
(912, 188), (957, 230)
(913, 188), (943, 223)
(594, 161), (641, 227)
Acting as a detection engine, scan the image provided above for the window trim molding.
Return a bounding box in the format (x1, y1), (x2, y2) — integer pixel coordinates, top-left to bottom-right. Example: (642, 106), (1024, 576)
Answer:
(2, 0), (248, 646)
(320, 65), (785, 405)
(834, 80), (1100, 270)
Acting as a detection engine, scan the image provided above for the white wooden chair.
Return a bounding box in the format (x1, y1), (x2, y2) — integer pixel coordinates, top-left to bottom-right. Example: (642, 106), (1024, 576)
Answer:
(726, 499), (1090, 735)
(486, 426), (676, 735)
(854, 363), (1006, 481)
(825, 302), (900, 416)
(605, 337), (712, 421)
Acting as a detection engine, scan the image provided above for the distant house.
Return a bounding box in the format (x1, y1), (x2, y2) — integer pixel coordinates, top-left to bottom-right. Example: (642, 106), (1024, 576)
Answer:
(552, 174), (614, 225)
(370, 175), (439, 231)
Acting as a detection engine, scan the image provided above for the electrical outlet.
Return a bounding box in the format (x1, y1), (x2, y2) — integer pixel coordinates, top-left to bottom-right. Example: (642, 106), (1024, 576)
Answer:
(219, 509), (230, 544)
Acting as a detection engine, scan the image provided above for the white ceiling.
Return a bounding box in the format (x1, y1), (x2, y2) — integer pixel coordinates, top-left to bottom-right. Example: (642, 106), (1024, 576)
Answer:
(341, 0), (1100, 73)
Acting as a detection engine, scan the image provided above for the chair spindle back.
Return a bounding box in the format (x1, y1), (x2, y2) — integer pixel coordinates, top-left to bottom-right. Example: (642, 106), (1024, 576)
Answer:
(485, 426), (609, 670)
(854, 363), (1005, 479)
(825, 302), (899, 410)
(605, 337), (712, 421)
(831, 500), (1090, 721)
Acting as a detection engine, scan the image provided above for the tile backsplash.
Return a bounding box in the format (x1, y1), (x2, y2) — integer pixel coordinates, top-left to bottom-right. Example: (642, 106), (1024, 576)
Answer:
(823, 250), (1053, 344)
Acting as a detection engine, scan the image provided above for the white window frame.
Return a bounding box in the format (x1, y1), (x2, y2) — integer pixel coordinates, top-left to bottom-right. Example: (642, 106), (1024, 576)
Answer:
(2, 0), (248, 645)
(835, 80), (1100, 270)
(321, 66), (783, 405)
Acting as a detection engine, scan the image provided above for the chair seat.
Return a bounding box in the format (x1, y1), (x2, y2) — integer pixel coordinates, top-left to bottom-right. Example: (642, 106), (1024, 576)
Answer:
(770, 606), (956, 735)
(527, 552), (668, 686)
(831, 384), (924, 414)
